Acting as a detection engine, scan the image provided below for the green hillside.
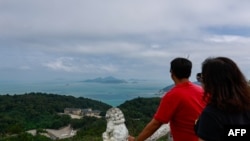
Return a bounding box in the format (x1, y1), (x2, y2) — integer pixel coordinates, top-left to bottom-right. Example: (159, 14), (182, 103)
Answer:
(0, 93), (166, 141)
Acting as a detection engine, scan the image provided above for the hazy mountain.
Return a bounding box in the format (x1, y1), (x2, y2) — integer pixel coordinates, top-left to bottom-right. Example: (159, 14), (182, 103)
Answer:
(82, 76), (127, 84)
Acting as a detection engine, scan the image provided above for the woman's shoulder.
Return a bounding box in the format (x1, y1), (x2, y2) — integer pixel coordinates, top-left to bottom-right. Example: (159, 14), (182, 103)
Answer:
(203, 104), (220, 113)
(202, 104), (250, 125)
(201, 105), (226, 122)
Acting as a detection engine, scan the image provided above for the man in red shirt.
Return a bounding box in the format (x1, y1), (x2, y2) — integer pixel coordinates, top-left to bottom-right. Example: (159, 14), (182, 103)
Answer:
(129, 57), (206, 141)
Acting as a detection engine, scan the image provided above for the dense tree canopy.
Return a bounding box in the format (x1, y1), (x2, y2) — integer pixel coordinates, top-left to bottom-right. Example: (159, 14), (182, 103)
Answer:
(119, 97), (161, 135)
(0, 93), (111, 134)
(0, 93), (168, 141)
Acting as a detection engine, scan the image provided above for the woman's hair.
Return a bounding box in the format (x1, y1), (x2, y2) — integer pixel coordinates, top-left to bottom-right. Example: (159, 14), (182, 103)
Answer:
(170, 57), (192, 79)
(201, 57), (250, 112)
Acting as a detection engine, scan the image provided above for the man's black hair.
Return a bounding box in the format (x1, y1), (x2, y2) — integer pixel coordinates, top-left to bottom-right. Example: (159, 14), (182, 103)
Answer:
(170, 58), (192, 79)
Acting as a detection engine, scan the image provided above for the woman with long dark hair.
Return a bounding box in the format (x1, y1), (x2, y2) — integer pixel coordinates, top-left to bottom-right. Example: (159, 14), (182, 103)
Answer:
(195, 57), (250, 141)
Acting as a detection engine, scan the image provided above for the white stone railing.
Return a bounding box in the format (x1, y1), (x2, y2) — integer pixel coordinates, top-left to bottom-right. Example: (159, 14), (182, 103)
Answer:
(102, 107), (172, 141)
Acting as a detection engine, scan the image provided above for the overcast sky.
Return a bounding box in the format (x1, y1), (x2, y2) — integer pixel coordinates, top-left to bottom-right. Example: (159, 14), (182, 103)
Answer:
(1, 0), (250, 83)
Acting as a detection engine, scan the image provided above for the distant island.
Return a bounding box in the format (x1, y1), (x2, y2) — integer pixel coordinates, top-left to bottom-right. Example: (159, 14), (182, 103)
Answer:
(82, 76), (127, 84)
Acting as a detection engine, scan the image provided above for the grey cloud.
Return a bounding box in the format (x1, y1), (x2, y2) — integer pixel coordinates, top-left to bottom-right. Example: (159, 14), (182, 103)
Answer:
(1, 0), (250, 82)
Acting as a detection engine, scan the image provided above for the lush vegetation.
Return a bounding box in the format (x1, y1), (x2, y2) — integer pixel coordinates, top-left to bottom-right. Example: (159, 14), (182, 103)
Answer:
(118, 97), (161, 135)
(0, 93), (168, 141)
(0, 93), (111, 134)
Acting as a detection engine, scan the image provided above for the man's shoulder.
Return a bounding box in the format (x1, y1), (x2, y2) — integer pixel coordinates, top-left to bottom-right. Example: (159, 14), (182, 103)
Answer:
(189, 81), (202, 88)
(175, 82), (203, 91)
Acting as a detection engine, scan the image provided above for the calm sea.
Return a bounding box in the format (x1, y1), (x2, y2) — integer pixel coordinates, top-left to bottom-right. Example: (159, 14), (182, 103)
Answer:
(0, 80), (168, 107)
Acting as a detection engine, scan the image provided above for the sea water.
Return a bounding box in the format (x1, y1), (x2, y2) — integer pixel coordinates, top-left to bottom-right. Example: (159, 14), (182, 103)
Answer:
(0, 80), (168, 107)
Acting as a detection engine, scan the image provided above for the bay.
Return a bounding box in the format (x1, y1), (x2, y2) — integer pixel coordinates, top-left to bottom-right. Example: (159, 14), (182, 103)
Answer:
(0, 80), (168, 107)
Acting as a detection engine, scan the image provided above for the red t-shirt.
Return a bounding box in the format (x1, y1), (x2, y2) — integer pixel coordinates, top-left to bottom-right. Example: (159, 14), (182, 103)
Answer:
(154, 81), (206, 141)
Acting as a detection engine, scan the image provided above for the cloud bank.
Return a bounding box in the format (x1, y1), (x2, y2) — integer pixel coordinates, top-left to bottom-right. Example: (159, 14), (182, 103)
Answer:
(0, 0), (250, 82)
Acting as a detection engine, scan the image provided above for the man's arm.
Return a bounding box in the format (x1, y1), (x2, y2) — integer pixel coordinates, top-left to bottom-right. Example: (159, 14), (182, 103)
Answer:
(136, 118), (163, 141)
